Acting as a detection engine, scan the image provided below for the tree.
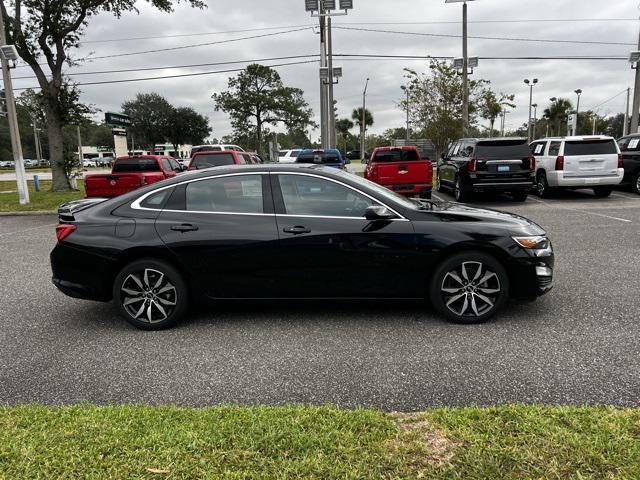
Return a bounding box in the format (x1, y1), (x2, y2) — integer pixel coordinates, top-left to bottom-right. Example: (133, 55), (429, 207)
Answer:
(122, 93), (174, 151)
(351, 108), (373, 150)
(335, 118), (354, 152)
(544, 98), (573, 136)
(213, 64), (314, 155)
(168, 107), (211, 154)
(1, 0), (205, 191)
(402, 60), (488, 156)
(480, 90), (514, 137)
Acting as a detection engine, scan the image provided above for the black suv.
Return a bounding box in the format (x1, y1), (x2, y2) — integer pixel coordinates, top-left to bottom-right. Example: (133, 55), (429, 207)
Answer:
(438, 138), (535, 202)
(616, 134), (640, 194)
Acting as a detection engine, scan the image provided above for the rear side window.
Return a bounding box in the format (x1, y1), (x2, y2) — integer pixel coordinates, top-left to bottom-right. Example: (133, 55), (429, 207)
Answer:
(531, 142), (546, 156)
(549, 142), (561, 156)
(140, 188), (173, 209)
(113, 158), (160, 172)
(185, 175), (263, 213)
(475, 141), (531, 159)
(296, 153), (341, 164)
(190, 153), (236, 169)
(564, 140), (618, 156)
(372, 149), (420, 162)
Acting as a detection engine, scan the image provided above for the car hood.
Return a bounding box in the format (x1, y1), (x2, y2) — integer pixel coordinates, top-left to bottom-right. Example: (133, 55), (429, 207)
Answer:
(417, 201), (546, 235)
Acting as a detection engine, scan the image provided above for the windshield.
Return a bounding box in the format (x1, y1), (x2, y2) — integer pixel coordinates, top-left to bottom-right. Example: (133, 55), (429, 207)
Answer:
(372, 149), (420, 162)
(475, 140), (531, 159)
(190, 153), (238, 169)
(113, 158), (160, 172)
(334, 170), (418, 211)
(564, 140), (617, 156)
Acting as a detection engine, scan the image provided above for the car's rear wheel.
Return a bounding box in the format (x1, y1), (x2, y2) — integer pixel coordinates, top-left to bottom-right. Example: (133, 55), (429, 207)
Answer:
(512, 191), (528, 202)
(113, 258), (188, 330)
(454, 176), (471, 202)
(536, 171), (551, 198)
(430, 252), (509, 324)
(632, 173), (640, 195)
(593, 186), (613, 198)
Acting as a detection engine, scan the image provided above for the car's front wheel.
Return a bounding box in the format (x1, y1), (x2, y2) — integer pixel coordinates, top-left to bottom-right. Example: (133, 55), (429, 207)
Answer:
(113, 258), (189, 330)
(430, 252), (509, 324)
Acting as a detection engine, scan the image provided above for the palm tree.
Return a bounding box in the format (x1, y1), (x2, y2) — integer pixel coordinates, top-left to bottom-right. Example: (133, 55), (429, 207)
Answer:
(480, 90), (515, 137)
(335, 118), (354, 153)
(544, 98), (573, 136)
(351, 108), (374, 151)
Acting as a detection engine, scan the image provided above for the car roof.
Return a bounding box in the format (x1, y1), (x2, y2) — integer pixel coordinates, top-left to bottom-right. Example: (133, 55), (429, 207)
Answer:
(537, 135), (614, 141)
(116, 155), (167, 161)
(373, 146), (419, 151)
(192, 150), (239, 156)
(455, 137), (527, 143)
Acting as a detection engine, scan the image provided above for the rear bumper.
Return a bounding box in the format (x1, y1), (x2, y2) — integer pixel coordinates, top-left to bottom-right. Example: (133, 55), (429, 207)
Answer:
(470, 181), (533, 193)
(383, 184), (432, 197)
(547, 169), (624, 187)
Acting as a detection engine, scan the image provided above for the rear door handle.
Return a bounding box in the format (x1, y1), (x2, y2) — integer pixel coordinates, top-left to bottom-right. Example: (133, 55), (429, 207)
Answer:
(283, 226), (311, 235)
(171, 224), (199, 232)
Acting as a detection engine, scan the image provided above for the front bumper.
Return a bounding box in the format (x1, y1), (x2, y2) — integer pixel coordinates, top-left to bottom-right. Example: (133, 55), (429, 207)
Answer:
(547, 169), (624, 187)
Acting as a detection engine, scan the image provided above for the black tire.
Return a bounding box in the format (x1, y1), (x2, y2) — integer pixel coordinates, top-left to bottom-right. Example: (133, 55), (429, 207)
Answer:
(593, 186), (613, 198)
(113, 258), (189, 330)
(632, 173), (640, 196)
(454, 176), (471, 202)
(512, 191), (528, 202)
(419, 190), (432, 200)
(535, 171), (551, 198)
(436, 171), (445, 193)
(430, 251), (509, 325)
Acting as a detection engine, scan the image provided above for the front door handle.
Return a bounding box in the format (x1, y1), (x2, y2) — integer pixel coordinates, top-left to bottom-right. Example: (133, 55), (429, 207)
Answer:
(171, 224), (199, 233)
(283, 226), (311, 235)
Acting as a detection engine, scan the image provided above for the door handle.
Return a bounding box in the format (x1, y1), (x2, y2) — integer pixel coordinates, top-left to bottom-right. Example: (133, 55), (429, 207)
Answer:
(171, 224), (199, 232)
(283, 226), (311, 235)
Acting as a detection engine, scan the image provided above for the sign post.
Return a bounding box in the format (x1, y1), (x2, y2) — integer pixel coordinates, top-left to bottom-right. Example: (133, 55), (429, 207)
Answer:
(105, 113), (131, 158)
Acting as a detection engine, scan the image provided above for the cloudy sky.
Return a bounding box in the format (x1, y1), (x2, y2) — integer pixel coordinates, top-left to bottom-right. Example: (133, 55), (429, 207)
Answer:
(11, 0), (639, 141)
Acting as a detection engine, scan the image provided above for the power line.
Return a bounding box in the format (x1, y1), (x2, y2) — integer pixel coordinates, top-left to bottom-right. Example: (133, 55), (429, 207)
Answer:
(13, 59), (318, 91)
(333, 54), (627, 61)
(586, 89), (630, 111)
(333, 26), (636, 46)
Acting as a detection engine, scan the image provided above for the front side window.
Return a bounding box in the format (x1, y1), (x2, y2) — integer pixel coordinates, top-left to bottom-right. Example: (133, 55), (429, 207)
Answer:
(185, 175), (263, 213)
(161, 158), (172, 171)
(548, 142), (561, 157)
(279, 175), (377, 218)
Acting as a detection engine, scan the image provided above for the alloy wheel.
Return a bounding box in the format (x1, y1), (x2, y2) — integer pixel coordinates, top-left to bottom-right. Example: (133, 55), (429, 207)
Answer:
(454, 178), (461, 201)
(536, 174), (546, 197)
(635, 174), (640, 195)
(120, 268), (177, 324)
(441, 261), (501, 317)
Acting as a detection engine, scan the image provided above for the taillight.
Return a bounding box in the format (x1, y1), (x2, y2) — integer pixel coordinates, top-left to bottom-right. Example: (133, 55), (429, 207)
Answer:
(528, 156), (536, 171)
(555, 156), (564, 171)
(467, 158), (476, 172)
(618, 154), (624, 169)
(55, 224), (76, 242)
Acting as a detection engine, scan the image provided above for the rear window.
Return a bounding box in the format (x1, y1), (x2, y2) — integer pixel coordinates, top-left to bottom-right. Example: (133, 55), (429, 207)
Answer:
(475, 140), (531, 160)
(191, 153), (238, 169)
(296, 152), (341, 164)
(564, 140), (617, 156)
(112, 158), (160, 173)
(372, 149), (420, 162)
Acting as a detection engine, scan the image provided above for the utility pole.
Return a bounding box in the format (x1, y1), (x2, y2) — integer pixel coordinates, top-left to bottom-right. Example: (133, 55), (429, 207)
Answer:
(630, 23), (640, 134)
(0, 14), (29, 204)
(326, 16), (336, 148)
(461, 1), (469, 135)
(524, 79), (538, 142)
(77, 125), (84, 166)
(361, 78), (369, 161)
(574, 89), (582, 136)
(319, 13), (328, 148)
(401, 85), (411, 141)
(624, 87), (631, 136)
(532, 104), (538, 140)
(32, 117), (41, 162)
(592, 116), (597, 135)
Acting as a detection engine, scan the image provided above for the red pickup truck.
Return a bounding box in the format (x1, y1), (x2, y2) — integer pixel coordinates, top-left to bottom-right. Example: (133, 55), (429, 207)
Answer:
(188, 150), (260, 170)
(364, 146), (433, 199)
(84, 155), (183, 198)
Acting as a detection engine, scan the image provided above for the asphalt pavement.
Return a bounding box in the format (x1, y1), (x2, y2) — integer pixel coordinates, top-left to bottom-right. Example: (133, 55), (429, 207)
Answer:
(1, 189), (639, 410)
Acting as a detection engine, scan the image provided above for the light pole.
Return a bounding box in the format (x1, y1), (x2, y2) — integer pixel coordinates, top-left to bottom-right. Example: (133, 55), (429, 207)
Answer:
(532, 103), (538, 140)
(361, 77), (369, 161)
(305, 0), (352, 149)
(524, 78), (538, 143)
(550, 97), (559, 135)
(574, 89), (582, 135)
(446, 0), (475, 135)
(400, 85), (412, 141)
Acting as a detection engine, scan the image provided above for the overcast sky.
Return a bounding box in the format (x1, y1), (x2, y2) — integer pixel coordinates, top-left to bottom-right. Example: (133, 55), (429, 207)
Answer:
(11, 0), (639, 141)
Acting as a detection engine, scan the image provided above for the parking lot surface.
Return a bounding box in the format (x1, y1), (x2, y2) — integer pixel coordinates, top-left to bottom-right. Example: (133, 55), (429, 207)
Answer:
(1, 189), (639, 410)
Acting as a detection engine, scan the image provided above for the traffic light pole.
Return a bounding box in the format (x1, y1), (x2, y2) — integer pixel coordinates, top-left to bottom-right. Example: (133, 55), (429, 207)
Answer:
(0, 13), (29, 204)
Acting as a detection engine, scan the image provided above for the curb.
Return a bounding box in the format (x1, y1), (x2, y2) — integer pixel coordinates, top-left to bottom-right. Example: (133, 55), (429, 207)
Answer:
(0, 210), (56, 217)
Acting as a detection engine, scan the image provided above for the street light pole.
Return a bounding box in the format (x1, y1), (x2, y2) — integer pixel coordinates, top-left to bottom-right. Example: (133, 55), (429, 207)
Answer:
(630, 23), (640, 134)
(326, 15), (336, 148)
(524, 79), (538, 143)
(461, 1), (469, 135)
(624, 87), (631, 136)
(319, 13), (328, 148)
(401, 85), (411, 141)
(532, 103), (538, 140)
(574, 89), (582, 135)
(0, 16), (29, 204)
(361, 77), (369, 161)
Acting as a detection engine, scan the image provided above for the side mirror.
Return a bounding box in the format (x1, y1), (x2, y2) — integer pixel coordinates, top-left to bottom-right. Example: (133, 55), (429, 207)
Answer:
(365, 205), (397, 221)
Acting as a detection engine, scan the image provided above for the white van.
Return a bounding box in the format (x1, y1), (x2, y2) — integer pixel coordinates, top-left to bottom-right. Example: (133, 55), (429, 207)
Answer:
(529, 136), (623, 198)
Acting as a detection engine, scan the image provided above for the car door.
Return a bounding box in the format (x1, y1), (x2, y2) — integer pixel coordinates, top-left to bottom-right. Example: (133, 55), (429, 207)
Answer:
(440, 142), (459, 187)
(619, 136), (640, 183)
(270, 172), (420, 299)
(154, 173), (282, 298)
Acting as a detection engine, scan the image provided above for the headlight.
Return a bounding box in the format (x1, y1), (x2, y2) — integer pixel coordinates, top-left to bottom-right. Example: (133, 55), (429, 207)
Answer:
(512, 236), (552, 256)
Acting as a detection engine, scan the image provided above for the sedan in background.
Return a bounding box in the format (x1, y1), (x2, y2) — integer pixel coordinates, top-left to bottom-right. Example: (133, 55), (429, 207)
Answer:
(51, 164), (554, 330)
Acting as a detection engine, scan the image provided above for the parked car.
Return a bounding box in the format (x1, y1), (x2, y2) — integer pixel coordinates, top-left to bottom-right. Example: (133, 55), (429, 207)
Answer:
(82, 159), (97, 168)
(188, 150), (259, 170)
(530, 136), (623, 198)
(0, 160), (11, 168)
(364, 146), (433, 199)
(97, 156), (114, 167)
(52, 164), (554, 330)
(24, 159), (39, 168)
(346, 150), (370, 162)
(438, 138), (535, 202)
(278, 149), (302, 163)
(190, 144), (245, 158)
(295, 149), (346, 169)
(615, 134), (640, 194)
(84, 155), (183, 198)
(38, 159), (50, 167)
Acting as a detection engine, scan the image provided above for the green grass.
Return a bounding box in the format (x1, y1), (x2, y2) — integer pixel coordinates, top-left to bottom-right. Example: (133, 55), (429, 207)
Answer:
(0, 405), (638, 479)
(0, 180), (84, 212)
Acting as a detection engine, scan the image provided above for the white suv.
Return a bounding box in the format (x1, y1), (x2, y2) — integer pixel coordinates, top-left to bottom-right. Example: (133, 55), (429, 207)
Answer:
(530, 136), (623, 198)
(278, 149), (302, 163)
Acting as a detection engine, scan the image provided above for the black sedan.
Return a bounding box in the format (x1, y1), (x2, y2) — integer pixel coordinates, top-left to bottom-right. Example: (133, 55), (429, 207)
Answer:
(51, 164), (554, 330)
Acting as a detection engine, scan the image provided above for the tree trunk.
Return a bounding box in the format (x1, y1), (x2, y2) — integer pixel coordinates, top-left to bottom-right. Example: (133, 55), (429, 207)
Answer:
(45, 104), (71, 192)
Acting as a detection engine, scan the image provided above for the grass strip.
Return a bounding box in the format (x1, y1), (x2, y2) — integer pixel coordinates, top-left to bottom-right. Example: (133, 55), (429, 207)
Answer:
(0, 180), (84, 212)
